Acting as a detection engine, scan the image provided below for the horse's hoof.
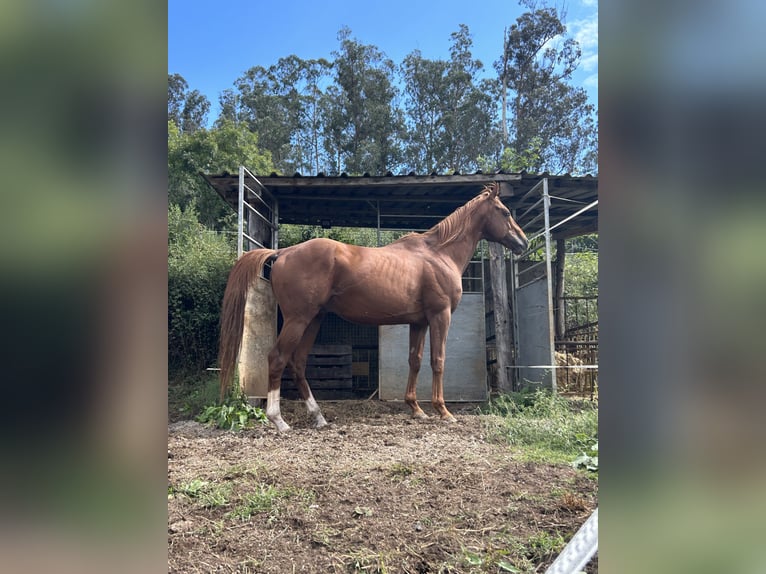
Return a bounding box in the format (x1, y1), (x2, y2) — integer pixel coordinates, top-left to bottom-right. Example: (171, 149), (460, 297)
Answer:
(441, 415), (457, 423)
(412, 411), (429, 420)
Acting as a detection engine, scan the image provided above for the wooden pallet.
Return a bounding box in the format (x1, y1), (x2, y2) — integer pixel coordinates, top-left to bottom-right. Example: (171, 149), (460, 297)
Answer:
(281, 344), (353, 390)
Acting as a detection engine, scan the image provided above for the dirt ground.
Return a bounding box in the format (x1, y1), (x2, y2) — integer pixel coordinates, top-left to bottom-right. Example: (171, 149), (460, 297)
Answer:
(168, 400), (597, 573)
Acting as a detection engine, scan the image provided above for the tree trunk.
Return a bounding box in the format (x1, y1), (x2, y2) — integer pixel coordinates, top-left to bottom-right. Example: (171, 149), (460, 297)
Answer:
(489, 242), (513, 393)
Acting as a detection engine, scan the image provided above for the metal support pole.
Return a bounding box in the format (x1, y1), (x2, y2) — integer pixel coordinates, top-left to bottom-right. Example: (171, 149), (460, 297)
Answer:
(237, 165), (244, 258)
(272, 198), (279, 249)
(542, 178), (557, 392)
(510, 209), (521, 392)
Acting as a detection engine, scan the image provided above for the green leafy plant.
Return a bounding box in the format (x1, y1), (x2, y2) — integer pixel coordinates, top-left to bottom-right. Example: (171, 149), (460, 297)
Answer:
(196, 390), (267, 431)
(573, 441), (599, 472)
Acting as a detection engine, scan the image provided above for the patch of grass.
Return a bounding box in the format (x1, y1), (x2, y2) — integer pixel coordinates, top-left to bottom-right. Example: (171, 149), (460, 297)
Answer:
(459, 542), (530, 573)
(226, 483), (315, 522)
(228, 485), (284, 520)
(454, 530), (569, 573)
(525, 530), (566, 563)
(169, 479), (232, 509)
(483, 390), (598, 465)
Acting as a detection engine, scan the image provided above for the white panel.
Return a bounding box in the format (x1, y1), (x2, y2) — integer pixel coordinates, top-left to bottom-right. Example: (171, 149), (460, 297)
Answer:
(516, 276), (555, 388)
(378, 294), (487, 401)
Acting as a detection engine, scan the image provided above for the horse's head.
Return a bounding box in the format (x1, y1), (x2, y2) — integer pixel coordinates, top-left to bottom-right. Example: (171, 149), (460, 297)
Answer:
(479, 183), (529, 255)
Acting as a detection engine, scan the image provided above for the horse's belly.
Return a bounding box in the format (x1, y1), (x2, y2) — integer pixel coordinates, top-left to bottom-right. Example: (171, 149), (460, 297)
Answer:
(325, 285), (424, 326)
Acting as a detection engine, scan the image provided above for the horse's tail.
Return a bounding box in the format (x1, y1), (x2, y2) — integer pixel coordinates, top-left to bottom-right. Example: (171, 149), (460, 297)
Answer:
(218, 249), (277, 402)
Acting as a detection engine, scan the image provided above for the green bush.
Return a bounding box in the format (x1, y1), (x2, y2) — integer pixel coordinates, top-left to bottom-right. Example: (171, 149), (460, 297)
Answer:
(168, 203), (235, 373)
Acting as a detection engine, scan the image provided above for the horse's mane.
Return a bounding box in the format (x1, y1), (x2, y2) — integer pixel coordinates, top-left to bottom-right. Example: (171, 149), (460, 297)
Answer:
(415, 187), (493, 247)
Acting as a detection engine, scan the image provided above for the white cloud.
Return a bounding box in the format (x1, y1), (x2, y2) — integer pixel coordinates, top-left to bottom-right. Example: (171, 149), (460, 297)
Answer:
(569, 11), (598, 88)
(570, 14), (598, 54)
(581, 52), (598, 73)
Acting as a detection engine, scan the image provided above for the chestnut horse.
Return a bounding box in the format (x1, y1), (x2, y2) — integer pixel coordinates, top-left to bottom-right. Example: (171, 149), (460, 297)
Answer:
(218, 183), (528, 432)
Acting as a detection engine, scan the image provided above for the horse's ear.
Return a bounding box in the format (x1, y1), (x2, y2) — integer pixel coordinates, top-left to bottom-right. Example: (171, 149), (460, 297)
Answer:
(487, 182), (499, 198)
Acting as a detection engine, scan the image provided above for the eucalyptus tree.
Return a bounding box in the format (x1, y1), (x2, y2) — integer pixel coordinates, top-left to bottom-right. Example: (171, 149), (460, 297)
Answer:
(399, 26), (499, 174)
(168, 73), (211, 134)
(220, 62), (297, 172)
(441, 25), (500, 173)
(399, 51), (450, 172)
(290, 57), (332, 175)
(324, 27), (403, 175)
(495, 6), (597, 174)
(217, 57), (332, 175)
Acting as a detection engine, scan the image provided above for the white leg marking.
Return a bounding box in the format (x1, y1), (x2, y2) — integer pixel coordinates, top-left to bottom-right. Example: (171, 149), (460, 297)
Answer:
(305, 394), (327, 428)
(266, 389), (290, 432)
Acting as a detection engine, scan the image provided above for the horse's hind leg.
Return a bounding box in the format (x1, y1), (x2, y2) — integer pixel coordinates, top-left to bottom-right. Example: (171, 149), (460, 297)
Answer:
(288, 313), (328, 428)
(266, 317), (313, 432)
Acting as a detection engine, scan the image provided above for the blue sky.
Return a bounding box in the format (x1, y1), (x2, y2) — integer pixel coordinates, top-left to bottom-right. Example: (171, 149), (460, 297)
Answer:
(168, 0), (598, 122)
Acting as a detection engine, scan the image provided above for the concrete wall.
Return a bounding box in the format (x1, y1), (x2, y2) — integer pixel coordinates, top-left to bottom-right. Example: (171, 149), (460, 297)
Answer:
(238, 277), (276, 400)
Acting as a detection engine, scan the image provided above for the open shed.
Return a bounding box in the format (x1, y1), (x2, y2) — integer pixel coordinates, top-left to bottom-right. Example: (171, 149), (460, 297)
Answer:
(202, 169), (598, 402)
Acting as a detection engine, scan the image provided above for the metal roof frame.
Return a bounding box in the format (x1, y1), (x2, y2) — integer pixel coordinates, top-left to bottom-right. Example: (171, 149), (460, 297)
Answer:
(201, 171), (598, 238)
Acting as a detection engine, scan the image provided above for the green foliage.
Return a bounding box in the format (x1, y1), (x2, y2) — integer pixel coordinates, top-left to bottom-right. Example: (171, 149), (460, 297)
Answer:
(526, 530), (566, 562)
(278, 223), (405, 248)
(497, 7), (598, 174)
(168, 118), (272, 229)
(327, 27), (403, 175)
(496, 137), (544, 173)
(564, 250), (598, 297)
(168, 73), (211, 133)
(400, 25), (499, 174)
(170, 8), (597, 179)
(169, 370), (222, 419)
(196, 390), (268, 431)
(484, 390), (598, 465)
(168, 203), (235, 373)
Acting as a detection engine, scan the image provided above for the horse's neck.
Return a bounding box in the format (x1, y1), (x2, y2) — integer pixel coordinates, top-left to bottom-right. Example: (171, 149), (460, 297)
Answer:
(436, 225), (483, 273)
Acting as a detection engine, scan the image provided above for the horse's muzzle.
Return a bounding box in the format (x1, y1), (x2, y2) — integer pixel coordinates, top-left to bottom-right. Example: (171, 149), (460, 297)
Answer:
(506, 235), (528, 255)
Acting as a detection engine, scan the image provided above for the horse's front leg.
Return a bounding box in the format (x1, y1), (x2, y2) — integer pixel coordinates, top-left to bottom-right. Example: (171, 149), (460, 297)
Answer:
(404, 323), (428, 419)
(428, 311), (456, 422)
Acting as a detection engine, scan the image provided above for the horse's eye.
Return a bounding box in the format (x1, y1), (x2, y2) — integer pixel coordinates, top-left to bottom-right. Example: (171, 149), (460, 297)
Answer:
(503, 210), (511, 218)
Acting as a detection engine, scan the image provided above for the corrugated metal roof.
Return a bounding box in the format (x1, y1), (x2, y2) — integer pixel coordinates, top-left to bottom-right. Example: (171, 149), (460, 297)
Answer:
(201, 170), (597, 237)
